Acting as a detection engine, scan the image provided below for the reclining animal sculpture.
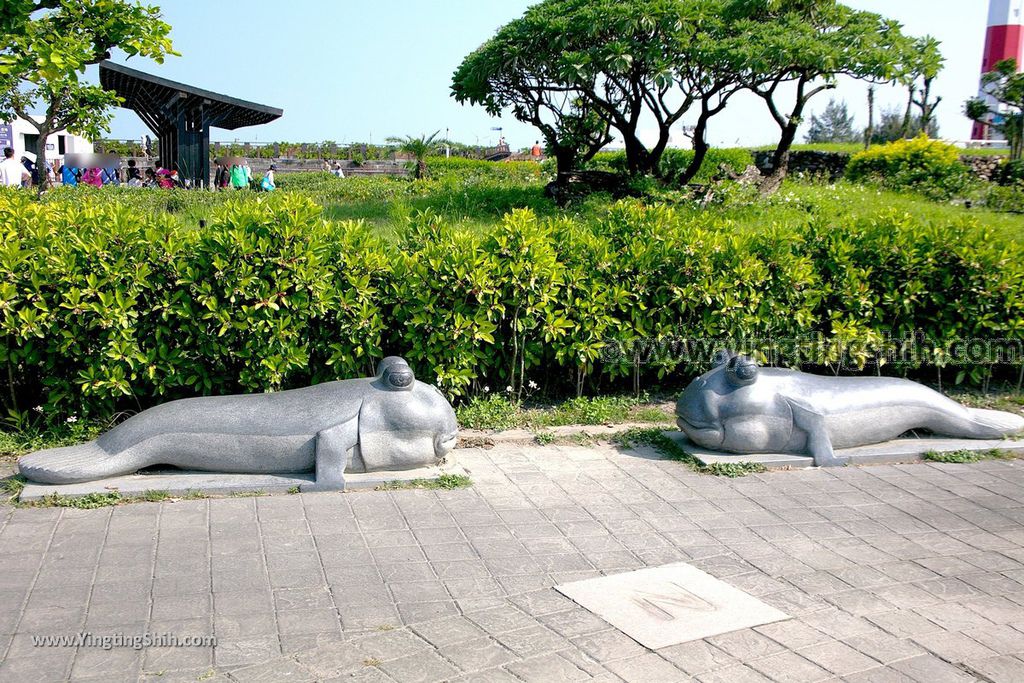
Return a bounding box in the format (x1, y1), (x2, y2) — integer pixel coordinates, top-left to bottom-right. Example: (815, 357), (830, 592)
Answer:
(676, 353), (1024, 467)
(19, 357), (458, 491)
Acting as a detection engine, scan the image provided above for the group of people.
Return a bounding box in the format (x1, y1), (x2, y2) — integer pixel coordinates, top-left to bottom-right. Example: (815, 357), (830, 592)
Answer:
(213, 161), (276, 191)
(0, 147), (62, 187)
(320, 160), (346, 178)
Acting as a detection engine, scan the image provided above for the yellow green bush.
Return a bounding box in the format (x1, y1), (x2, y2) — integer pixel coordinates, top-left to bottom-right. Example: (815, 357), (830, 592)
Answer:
(846, 136), (973, 199)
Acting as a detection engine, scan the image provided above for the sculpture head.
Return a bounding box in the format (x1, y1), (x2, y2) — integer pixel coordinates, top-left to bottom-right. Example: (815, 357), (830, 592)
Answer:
(357, 357), (459, 471)
(674, 354), (760, 449)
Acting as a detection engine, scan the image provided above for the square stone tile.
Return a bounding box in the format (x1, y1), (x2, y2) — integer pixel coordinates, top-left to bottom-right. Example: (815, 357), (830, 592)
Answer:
(554, 561), (789, 649)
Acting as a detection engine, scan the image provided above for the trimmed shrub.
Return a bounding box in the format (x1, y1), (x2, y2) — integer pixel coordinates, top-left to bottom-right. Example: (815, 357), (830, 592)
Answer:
(846, 136), (974, 200)
(587, 148), (754, 183)
(2, 189), (1022, 422)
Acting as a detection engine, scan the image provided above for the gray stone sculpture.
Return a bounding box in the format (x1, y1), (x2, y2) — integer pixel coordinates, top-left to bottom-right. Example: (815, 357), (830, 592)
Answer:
(18, 357), (458, 490)
(676, 353), (1024, 467)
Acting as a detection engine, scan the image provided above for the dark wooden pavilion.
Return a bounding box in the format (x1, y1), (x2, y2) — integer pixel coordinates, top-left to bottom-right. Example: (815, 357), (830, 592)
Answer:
(99, 61), (283, 187)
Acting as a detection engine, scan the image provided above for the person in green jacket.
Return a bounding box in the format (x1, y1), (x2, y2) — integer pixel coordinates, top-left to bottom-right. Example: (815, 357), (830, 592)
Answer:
(230, 163), (247, 190)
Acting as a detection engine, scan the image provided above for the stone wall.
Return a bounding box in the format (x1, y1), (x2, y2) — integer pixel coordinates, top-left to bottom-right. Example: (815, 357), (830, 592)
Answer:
(752, 149), (1006, 183)
(960, 155), (1002, 182)
(752, 151), (850, 180)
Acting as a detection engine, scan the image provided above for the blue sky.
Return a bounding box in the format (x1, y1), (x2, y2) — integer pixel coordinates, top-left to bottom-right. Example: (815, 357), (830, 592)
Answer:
(95, 1), (991, 148)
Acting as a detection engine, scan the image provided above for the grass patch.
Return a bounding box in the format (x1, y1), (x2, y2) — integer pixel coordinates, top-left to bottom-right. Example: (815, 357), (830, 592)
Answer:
(533, 396), (638, 427)
(534, 431), (555, 445)
(38, 491), (124, 509)
(375, 473), (472, 491)
(1, 478), (213, 508)
(229, 489), (266, 497)
(457, 394), (673, 431)
(0, 475), (25, 503)
(0, 422), (105, 457)
(456, 395), (522, 430)
(922, 448), (1017, 463)
(613, 427), (767, 477)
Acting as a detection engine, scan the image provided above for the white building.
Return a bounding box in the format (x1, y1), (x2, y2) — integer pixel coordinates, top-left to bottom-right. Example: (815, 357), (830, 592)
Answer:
(0, 115), (92, 165)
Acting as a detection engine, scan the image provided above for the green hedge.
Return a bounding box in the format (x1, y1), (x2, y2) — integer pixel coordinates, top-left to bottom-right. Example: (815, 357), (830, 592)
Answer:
(2, 189), (1022, 421)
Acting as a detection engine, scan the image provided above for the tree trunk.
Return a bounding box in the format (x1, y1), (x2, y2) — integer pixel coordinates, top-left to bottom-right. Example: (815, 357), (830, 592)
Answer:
(677, 112), (711, 186)
(759, 121), (798, 195)
(622, 133), (652, 176)
(35, 129), (51, 194)
(865, 86), (875, 150)
(553, 147), (577, 176)
(900, 86), (915, 138)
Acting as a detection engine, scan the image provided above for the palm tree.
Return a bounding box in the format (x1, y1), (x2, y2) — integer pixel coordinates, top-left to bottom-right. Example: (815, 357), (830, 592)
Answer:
(385, 131), (441, 179)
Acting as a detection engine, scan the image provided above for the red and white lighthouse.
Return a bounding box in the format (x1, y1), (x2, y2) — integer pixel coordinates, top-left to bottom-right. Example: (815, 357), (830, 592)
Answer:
(973, 0), (1024, 140)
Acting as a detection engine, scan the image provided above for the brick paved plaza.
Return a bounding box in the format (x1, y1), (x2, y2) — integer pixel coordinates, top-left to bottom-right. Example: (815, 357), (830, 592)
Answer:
(1, 443), (1023, 682)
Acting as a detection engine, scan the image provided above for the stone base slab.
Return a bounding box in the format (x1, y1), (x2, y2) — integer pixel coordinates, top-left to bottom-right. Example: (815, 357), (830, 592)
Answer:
(663, 431), (1024, 469)
(19, 460), (468, 502)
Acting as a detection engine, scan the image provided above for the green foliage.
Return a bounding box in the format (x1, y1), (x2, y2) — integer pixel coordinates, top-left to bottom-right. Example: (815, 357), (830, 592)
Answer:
(846, 136), (973, 200)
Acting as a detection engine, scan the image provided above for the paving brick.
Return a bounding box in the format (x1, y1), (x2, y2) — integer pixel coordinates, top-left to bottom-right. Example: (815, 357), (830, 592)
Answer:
(965, 654), (1024, 682)
(747, 651), (832, 682)
(658, 640), (737, 675)
(379, 650), (459, 683)
(797, 640), (881, 676)
(890, 654), (978, 682)
(911, 630), (999, 663)
(707, 629), (787, 660)
(506, 652), (590, 681)
(437, 636), (517, 672)
(695, 662), (774, 682)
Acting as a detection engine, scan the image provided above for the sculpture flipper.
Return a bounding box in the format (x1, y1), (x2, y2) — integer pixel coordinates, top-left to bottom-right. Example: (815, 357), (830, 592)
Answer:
(300, 416), (359, 492)
(18, 441), (152, 485)
(785, 397), (848, 467)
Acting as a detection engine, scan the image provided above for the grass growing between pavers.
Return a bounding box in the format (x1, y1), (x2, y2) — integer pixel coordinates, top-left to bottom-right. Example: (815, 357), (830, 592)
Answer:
(613, 427), (768, 478)
(0, 475), (209, 508)
(374, 473), (472, 491)
(922, 448), (1019, 463)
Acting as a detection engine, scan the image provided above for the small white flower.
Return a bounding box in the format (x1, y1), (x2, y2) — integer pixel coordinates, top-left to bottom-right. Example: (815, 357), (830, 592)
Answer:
(505, 385), (513, 393)
(33, 405), (43, 413)
(528, 380), (538, 389)
(483, 386), (490, 393)
(65, 416), (78, 424)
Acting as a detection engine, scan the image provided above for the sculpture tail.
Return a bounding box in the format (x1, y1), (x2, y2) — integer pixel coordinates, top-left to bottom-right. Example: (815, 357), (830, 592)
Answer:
(960, 408), (1024, 439)
(18, 442), (148, 485)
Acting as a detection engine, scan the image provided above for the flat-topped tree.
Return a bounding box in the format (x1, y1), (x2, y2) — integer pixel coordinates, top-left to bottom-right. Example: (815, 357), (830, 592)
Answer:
(453, 0), (745, 182)
(723, 0), (919, 193)
(0, 0), (175, 191)
(452, 15), (611, 179)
